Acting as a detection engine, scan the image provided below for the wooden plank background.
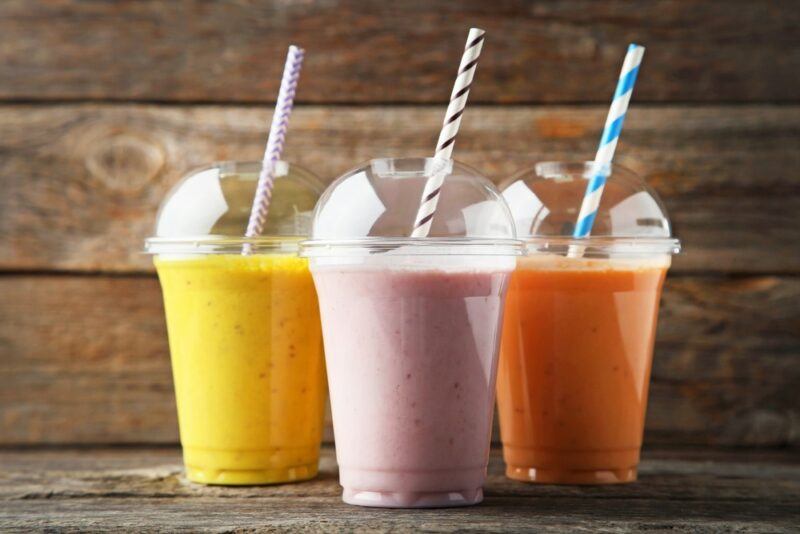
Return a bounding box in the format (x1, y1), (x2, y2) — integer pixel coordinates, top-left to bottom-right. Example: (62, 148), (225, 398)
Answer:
(2, 1), (799, 103)
(0, 1), (798, 448)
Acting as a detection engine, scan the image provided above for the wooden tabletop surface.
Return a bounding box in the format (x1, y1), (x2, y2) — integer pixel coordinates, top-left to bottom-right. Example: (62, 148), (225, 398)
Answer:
(1, 446), (797, 532)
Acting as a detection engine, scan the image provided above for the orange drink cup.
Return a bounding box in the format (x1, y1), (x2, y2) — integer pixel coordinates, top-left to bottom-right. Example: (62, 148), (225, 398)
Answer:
(498, 162), (680, 484)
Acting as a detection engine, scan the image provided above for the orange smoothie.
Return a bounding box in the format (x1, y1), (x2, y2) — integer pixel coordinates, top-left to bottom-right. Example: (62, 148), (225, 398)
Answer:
(497, 255), (668, 484)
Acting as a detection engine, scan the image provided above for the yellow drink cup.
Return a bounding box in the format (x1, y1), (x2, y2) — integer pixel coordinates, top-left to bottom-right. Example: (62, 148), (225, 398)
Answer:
(146, 161), (325, 485)
(155, 254), (324, 484)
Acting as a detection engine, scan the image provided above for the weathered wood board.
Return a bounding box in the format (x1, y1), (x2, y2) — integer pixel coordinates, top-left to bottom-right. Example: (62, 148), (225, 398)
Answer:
(0, 0), (798, 459)
(1, 104), (798, 274)
(0, 447), (798, 531)
(1, 274), (797, 447)
(1, 1), (798, 103)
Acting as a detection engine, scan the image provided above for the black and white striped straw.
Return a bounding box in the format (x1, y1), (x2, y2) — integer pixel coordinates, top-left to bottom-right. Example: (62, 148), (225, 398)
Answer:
(411, 28), (485, 238)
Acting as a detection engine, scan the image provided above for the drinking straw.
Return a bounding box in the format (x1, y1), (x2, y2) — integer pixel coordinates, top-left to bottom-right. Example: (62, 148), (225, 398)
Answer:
(411, 28), (485, 238)
(244, 45), (305, 251)
(572, 43), (645, 241)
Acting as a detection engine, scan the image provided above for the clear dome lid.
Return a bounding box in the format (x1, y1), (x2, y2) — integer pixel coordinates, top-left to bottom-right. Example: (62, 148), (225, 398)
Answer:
(499, 161), (680, 257)
(144, 160), (323, 254)
(303, 157), (520, 256)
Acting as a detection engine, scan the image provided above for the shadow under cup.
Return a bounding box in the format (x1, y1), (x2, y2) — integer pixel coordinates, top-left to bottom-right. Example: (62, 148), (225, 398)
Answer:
(496, 162), (680, 484)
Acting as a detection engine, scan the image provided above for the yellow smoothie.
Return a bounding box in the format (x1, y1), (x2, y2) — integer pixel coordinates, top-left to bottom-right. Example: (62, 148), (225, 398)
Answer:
(155, 253), (325, 485)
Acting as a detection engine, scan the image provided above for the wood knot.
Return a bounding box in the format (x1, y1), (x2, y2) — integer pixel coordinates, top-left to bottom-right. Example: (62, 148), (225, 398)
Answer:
(85, 132), (165, 192)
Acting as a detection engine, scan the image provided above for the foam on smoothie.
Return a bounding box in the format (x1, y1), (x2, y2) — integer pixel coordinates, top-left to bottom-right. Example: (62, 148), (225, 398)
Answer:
(309, 244), (517, 272)
(518, 253), (671, 272)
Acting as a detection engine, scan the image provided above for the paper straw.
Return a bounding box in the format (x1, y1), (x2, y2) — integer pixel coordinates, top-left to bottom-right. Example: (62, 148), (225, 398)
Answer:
(244, 45), (305, 248)
(572, 43), (645, 241)
(411, 28), (485, 238)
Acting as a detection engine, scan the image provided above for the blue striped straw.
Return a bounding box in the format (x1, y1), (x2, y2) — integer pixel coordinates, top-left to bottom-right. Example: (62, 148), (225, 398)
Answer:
(573, 44), (645, 239)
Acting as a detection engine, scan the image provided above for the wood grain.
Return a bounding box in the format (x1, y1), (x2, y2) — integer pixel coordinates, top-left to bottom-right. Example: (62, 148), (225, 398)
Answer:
(1, 1), (799, 104)
(0, 276), (176, 445)
(2, 104), (798, 274)
(0, 274), (797, 447)
(0, 447), (798, 532)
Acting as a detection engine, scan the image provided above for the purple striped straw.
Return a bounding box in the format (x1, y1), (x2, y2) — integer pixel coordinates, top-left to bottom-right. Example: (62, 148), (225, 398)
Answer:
(244, 45), (305, 250)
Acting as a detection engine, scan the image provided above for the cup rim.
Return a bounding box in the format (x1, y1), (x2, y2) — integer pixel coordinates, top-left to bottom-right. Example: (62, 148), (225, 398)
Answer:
(144, 236), (305, 255)
(145, 235), (680, 256)
(523, 236), (681, 256)
(300, 237), (525, 257)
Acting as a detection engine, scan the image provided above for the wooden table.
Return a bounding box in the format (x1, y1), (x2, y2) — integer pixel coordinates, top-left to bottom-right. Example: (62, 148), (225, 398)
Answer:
(1, 446), (797, 532)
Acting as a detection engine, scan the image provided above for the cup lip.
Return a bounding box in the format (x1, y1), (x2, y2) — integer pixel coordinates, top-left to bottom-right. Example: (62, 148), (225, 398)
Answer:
(144, 235), (305, 255)
(300, 237), (525, 257)
(523, 236), (681, 256)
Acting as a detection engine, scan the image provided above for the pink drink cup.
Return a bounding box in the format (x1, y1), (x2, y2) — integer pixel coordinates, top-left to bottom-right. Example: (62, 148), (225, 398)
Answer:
(311, 254), (512, 508)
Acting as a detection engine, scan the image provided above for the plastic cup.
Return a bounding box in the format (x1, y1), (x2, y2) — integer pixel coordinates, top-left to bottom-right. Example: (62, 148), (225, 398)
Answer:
(145, 161), (326, 485)
(497, 162), (680, 484)
(302, 157), (522, 507)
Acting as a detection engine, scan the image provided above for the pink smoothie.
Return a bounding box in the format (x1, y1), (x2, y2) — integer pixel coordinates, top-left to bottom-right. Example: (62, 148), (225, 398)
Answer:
(312, 266), (510, 507)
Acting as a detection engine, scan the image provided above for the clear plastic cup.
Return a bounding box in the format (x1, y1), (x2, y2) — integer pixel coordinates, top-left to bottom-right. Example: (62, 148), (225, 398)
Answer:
(497, 161), (680, 484)
(144, 160), (327, 485)
(302, 157), (522, 507)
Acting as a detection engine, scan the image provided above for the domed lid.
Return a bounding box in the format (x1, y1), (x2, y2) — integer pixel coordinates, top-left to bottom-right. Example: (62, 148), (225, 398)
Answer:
(144, 160), (323, 254)
(303, 157), (520, 256)
(499, 161), (680, 256)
